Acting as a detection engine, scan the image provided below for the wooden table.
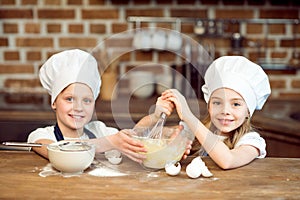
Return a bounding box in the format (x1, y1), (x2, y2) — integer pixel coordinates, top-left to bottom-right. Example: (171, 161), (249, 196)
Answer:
(0, 151), (299, 199)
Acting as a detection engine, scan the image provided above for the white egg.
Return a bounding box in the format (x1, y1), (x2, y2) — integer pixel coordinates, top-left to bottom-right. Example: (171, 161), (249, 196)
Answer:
(186, 163), (202, 179)
(104, 150), (122, 159)
(165, 162), (181, 176)
(108, 157), (122, 165)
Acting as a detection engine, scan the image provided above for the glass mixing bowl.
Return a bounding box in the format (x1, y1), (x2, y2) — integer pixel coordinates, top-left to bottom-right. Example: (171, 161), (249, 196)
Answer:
(132, 126), (194, 170)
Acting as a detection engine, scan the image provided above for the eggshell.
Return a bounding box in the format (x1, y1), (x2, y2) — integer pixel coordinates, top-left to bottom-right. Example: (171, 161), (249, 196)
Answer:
(108, 157), (122, 165)
(201, 166), (213, 177)
(191, 156), (205, 166)
(186, 163), (202, 179)
(165, 162), (181, 176)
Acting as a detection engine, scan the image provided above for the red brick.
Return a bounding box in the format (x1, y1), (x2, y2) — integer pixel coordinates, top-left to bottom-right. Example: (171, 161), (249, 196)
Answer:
(4, 79), (41, 88)
(291, 80), (300, 88)
(280, 39), (295, 48)
(269, 24), (286, 34)
(125, 9), (164, 18)
(118, 52), (131, 62)
(0, 37), (9, 46)
(158, 51), (177, 62)
(278, 92), (300, 100)
(181, 23), (194, 34)
(90, 24), (105, 34)
(16, 38), (53, 47)
(292, 24), (300, 34)
(247, 24), (263, 34)
(21, 0), (38, 5)
(264, 39), (276, 48)
(0, 9), (33, 19)
(38, 9), (75, 19)
(59, 37), (97, 47)
(260, 9), (298, 19)
(89, 0), (105, 5)
(47, 24), (61, 33)
(270, 79), (286, 89)
(271, 51), (288, 59)
(68, 24), (84, 33)
(4, 92), (44, 105)
(4, 51), (20, 61)
(3, 23), (18, 33)
(0, 0), (16, 5)
(67, 0), (82, 5)
(215, 9), (254, 19)
(82, 9), (119, 19)
(135, 51), (153, 61)
(27, 51), (41, 61)
(0, 64), (34, 74)
(104, 37), (132, 48)
(170, 9), (207, 18)
(112, 23), (128, 33)
(44, 0), (61, 5)
(25, 23), (40, 33)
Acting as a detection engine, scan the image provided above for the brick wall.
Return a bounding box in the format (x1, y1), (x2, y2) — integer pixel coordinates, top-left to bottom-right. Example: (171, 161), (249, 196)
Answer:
(0, 0), (300, 109)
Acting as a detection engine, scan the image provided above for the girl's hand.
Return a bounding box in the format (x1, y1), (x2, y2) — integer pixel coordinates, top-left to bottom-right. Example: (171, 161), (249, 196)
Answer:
(107, 129), (147, 163)
(162, 89), (193, 121)
(164, 125), (192, 160)
(153, 96), (175, 120)
(182, 140), (192, 160)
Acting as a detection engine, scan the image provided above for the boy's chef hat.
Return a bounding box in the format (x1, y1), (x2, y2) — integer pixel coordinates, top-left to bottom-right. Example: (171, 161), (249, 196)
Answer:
(201, 56), (271, 116)
(39, 49), (101, 104)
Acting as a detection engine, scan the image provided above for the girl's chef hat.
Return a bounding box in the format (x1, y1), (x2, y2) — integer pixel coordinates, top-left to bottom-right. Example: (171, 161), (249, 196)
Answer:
(39, 49), (101, 104)
(202, 56), (271, 116)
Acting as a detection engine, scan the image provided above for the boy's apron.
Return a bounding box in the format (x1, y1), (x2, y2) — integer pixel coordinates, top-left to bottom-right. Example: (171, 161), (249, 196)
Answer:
(54, 123), (96, 141)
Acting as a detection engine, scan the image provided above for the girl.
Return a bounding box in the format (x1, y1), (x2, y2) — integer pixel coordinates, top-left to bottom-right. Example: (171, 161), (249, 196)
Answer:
(27, 49), (179, 163)
(162, 56), (271, 169)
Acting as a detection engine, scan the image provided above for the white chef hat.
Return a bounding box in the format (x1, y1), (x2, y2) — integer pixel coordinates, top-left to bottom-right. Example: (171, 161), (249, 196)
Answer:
(39, 49), (101, 104)
(201, 56), (271, 116)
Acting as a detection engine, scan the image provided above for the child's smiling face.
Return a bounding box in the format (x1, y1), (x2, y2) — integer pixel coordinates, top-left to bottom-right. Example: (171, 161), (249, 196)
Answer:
(52, 83), (95, 137)
(208, 88), (249, 135)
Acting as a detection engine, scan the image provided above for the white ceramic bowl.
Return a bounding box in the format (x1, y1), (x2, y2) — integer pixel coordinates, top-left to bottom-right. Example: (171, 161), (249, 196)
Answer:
(129, 71), (155, 99)
(47, 141), (95, 174)
(132, 127), (193, 169)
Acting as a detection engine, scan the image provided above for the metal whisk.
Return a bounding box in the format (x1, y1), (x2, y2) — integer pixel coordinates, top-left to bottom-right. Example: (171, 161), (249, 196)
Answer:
(147, 112), (167, 139)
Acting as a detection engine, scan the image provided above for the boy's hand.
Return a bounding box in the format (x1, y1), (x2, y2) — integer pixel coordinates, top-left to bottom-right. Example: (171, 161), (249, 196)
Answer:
(108, 130), (147, 163)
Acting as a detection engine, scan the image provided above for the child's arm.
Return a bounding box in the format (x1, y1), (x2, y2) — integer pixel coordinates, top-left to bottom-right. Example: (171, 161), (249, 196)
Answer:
(31, 139), (55, 159)
(134, 96), (174, 128)
(89, 129), (147, 163)
(163, 89), (259, 169)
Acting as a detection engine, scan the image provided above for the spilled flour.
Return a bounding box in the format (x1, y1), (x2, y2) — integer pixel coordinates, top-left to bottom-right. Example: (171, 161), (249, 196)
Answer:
(38, 163), (127, 178)
(88, 167), (127, 177)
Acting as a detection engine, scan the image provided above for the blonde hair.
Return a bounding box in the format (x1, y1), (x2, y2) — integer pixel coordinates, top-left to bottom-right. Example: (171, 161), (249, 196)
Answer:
(202, 114), (254, 149)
